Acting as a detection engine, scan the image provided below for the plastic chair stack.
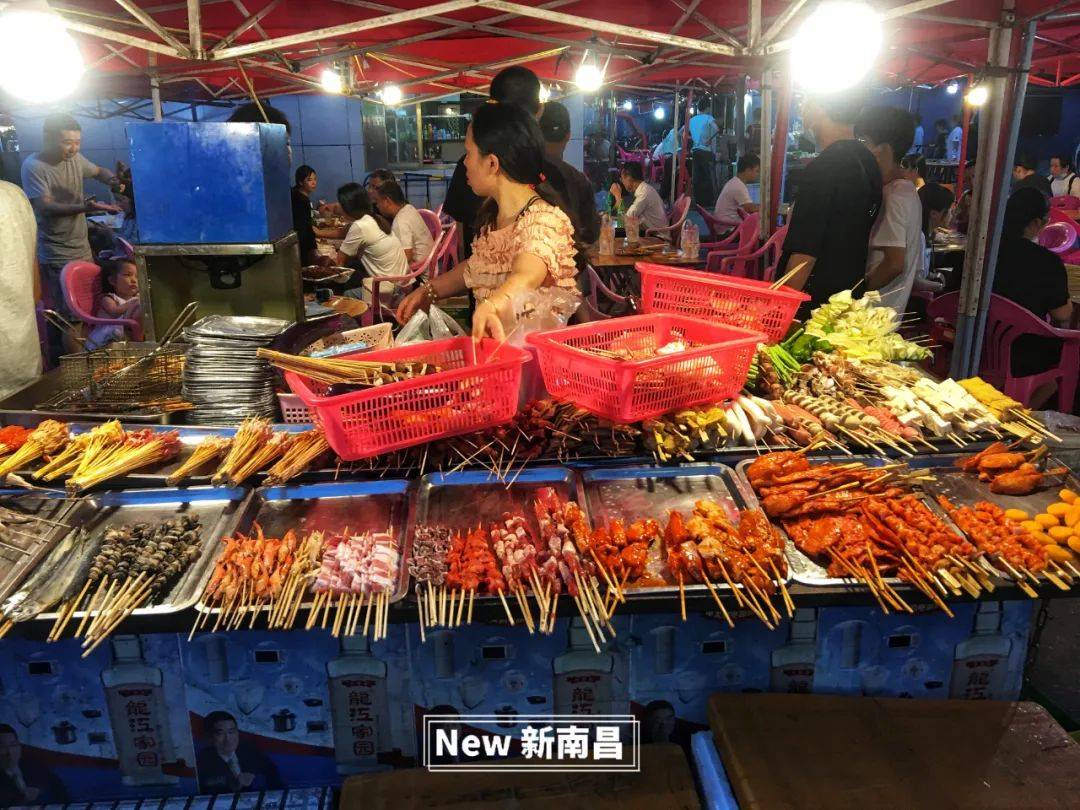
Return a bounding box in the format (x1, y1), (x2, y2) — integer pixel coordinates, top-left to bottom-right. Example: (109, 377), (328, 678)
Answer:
(718, 225), (789, 282)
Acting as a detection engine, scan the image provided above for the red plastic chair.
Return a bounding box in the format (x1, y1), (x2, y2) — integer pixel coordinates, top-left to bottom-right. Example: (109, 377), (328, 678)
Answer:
(585, 265), (627, 313)
(695, 204), (737, 242)
(979, 293), (1080, 410)
(417, 208), (441, 240)
(1050, 195), (1080, 209)
(719, 225), (788, 282)
(925, 290), (959, 378)
(704, 213), (760, 271)
(647, 194), (691, 245)
(60, 261), (143, 341)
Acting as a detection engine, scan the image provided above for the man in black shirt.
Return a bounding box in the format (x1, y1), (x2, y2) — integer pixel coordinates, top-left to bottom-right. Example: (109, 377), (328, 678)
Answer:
(1011, 154), (1052, 198)
(779, 90), (882, 310)
(442, 66), (572, 256)
(539, 100), (600, 246)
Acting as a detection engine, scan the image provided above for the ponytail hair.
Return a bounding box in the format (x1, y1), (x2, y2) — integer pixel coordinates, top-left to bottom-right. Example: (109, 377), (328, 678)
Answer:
(470, 102), (580, 239)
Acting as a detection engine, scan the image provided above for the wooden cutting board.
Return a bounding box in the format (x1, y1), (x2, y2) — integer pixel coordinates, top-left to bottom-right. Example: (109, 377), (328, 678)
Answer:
(709, 694), (1080, 809)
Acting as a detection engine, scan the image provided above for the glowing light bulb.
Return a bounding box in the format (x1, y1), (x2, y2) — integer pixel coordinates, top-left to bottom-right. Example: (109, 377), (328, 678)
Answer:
(320, 68), (342, 94)
(622, 99), (633, 111)
(574, 63), (604, 92)
(0, 7), (83, 102)
(538, 83), (551, 103)
(379, 84), (403, 105)
(965, 84), (989, 106)
(653, 106), (665, 120)
(946, 81), (959, 95)
(791, 2), (881, 93)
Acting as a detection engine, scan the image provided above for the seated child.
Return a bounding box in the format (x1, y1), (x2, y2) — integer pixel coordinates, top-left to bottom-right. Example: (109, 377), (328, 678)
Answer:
(85, 256), (143, 351)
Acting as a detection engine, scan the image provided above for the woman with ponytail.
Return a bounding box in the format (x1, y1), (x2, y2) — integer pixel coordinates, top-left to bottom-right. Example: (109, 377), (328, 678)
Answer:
(396, 102), (579, 340)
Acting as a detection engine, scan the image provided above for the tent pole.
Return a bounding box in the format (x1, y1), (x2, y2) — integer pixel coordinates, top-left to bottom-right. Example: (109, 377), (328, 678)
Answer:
(766, 66), (792, 237)
(955, 76), (972, 201)
(757, 68), (772, 242)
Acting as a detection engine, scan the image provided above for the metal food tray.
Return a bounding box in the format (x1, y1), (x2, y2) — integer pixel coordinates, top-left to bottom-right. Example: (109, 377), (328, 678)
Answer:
(0, 491), (78, 606)
(411, 467), (578, 598)
(33, 486), (250, 620)
(730, 455), (938, 588)
(576, 463), (788, 595)
(195, 478), (412, 613)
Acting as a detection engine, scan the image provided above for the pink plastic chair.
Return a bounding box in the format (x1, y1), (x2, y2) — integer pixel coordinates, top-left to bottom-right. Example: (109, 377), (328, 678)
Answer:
(417, 208), (441, 240)
(364, 228), (447, 326)
(431, 221), (458, 278)
(1039, 221), (1078, 254)
(60, 261), (143, 341)
(585, 265), (627, 315)
(646, 194), (691, 245)
(980, 294), (1080, 409)
(925, 290), (959, 378)
(704, 213), (760, 271)
(695, 204), (736, 242)
(1050, 195), (1080, 209)
(719, 225), (788, 282)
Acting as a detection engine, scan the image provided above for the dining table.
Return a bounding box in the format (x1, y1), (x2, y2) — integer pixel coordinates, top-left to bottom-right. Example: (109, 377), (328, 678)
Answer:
(587, 236), (702, 297)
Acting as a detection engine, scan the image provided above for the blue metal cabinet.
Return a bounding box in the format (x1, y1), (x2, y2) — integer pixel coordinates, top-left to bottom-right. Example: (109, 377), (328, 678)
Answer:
(127, 121), (291, 244)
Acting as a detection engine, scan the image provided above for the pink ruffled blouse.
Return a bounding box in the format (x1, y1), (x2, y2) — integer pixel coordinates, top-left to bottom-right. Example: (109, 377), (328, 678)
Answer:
(464, 200), (579, 302)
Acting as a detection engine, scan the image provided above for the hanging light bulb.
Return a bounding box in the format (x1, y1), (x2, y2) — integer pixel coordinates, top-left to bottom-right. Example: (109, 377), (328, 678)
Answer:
(574, 49), (604, 93)
(622, 99), (633, 111)
(0, 1), (84, 103)
(538, 83), (551, 104)
(791, 2), (881, 93)
(379, 83), (403, 105)
(965, 84), (989, 107)
(320, 67), (343, 94)
(653, 106), (665, 120)
(946, 81), (960, 95)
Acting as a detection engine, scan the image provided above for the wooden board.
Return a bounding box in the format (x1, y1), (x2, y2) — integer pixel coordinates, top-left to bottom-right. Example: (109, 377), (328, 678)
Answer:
(339, 743), (698, 809)
(709, 694), (1080, 809)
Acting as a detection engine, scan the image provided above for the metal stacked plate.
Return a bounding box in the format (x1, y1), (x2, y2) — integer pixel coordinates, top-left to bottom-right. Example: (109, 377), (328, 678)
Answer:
(182, 315), (290, 425)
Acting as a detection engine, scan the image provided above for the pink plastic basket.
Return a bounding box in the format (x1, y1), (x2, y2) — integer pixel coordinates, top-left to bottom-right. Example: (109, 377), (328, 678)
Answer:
(638, 263), (809, 343)
(526, 314), (764, 423)
(284, 337), (530, 460)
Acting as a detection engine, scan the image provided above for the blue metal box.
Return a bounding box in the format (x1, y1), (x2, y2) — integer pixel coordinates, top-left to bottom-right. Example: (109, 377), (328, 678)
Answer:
(127, 121), (291, 244)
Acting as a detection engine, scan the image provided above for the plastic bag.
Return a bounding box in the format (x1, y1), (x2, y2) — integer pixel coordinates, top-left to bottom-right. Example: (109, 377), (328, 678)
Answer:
(504, 287), (581, 347)
(395, 304), (465, 346)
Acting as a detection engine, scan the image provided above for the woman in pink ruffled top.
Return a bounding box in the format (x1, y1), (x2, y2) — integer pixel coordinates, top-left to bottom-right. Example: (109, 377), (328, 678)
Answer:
(396, 102), (580, 340)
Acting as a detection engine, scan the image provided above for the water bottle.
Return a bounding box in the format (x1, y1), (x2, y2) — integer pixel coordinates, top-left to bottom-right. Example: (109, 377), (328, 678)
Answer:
(625, 214), (640, 245)
(681, 219), (699, 259)
(599, 212), (615, 255)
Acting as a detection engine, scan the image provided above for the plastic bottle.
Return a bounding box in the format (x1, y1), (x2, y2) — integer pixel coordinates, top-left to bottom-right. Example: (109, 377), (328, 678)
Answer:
(625, 214), (640, 245)
(327, 634), (390, 773)
(552, 617), (614, 715)
(101, 635), (179, 786)
(681, 219), (699, 259)
(769, 608), (817, 693)
(599, 212), (616, 256)
(949, 602), (1012, 700)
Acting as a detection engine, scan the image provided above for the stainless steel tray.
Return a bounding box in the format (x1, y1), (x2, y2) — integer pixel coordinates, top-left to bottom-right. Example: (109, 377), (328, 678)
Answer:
(0, 491), (78, 606)
(576, 462), (784, 594)
(195, 478), (412, 612)
(411, 467), (578, 598)
(32, 486), (251, 620)
(731, 455), (913, 587)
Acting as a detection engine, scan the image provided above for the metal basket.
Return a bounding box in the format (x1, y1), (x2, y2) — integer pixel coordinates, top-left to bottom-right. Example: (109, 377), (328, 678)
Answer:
(56, 341), (187, 408)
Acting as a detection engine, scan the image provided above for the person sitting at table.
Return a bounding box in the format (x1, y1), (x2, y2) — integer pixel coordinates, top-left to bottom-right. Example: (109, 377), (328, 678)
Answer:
(913, 182), (954, 297)
(372, 178), (434, 266)
(609, 163), (667, 237)
(713, 153), (760, 231)
(1049, 154), (1079, 198)
(333, 183), (409, 298)
(395, 101), (579, 341)
(85, 254), (142, 350)
(992, 187), (1075, 409)
(1012, 154), (1052, 198)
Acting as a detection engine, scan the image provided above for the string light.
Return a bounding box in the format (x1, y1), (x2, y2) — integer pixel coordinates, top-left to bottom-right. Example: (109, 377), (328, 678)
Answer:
(0, 2), (83, 102)
(791, 2), (881, 93)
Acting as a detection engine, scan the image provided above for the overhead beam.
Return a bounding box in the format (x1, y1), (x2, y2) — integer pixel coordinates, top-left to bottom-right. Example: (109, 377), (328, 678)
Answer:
(650, 0), (703, 61)
(209, 0), (283, 53)
(188, 0), (203, 57)
(762, 0), (808, 44)
(880, 0), (958, 21)
(907, 12), (996, 28)
(668, 0), (743, 50)
(1025, 1), (1079, 23)
(897, 45), (979, 71)
(59, 17), (186, 57)
(748, 0), (762, 50)
(213, 0), (479, 60)
(111, 0), (191, 55)
(475, 0), (738, 55)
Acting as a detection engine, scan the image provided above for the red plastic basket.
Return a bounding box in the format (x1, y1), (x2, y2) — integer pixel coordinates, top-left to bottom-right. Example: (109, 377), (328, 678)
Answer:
(638, 263), (809, 343)
(526, 314), (764, 423)
(284, 337), (530, 460)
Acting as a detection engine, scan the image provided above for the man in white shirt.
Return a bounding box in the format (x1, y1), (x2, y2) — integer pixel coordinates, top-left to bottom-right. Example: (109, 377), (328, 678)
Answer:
(333, 183), (410, 295)
(1049, 154), (1079, 198)
(610, 163), (668, 235)
(370, 179), (434, 266)
(855, 106), (922, 312)
(946, 115), (963, 162)
(713, 153), (761, 228)
(0, 182), (41, 400)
